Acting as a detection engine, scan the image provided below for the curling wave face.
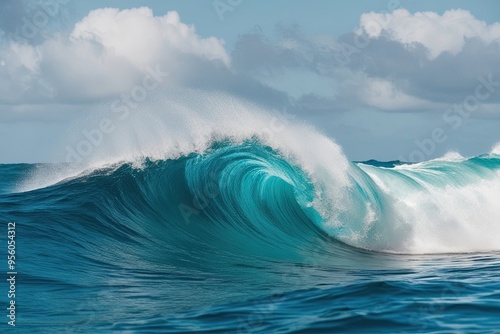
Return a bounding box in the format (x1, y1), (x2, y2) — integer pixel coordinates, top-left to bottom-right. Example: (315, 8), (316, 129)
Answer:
(9, 139), (500, 259)
(10, 89), (500, 256)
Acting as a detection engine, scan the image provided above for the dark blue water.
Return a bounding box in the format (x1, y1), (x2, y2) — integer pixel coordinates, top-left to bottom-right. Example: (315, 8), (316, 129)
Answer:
(1, 142), (500, 333)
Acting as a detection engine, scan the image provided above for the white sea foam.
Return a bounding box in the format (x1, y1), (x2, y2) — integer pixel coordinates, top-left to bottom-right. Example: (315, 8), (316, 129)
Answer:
(491, 142), (500, 155)
(18, 89), (352, 198)
(18, 89), (500, 254)
(358, 163), (500, 254)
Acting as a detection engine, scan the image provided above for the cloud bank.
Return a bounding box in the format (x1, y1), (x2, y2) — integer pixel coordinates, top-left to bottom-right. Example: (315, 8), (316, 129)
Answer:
(1, 7), (499, 113)
(231, 9), (500, 112)
(0, 7), (230, 103)
(358, 9), (500, 59)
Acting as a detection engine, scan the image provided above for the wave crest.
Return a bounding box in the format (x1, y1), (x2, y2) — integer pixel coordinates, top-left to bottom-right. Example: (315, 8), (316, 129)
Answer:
(15, 91), (500, 256)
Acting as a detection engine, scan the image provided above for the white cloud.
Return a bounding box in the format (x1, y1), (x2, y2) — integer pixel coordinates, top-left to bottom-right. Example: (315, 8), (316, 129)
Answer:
(0, 7), (230, 103)
(71, 7), (230, 67)
(8, 43), (41, 71)
(358, 9), (500, 59)
(360, 77), (440, 111)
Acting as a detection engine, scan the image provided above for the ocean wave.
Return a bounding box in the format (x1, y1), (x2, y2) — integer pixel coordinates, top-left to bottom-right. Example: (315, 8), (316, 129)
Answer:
(10, 91), (500, 256)
(11, 138), (500, 257)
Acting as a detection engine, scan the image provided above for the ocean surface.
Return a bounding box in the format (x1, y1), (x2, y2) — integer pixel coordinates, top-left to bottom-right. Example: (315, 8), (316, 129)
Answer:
(1, 138), (500, 333)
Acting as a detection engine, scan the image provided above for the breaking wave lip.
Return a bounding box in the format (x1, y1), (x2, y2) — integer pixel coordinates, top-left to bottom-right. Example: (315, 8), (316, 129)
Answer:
(492, 142), (500, 155)
(15, 91), (500, 256)
(17, 139), (500, 259)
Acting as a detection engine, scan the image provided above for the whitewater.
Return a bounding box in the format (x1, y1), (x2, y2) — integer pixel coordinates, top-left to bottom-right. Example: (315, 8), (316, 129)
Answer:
(1, 91), (500, 333)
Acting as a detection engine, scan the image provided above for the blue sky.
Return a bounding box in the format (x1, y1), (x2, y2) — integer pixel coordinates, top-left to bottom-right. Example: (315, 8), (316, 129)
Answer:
(0, 0), (499, 162)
